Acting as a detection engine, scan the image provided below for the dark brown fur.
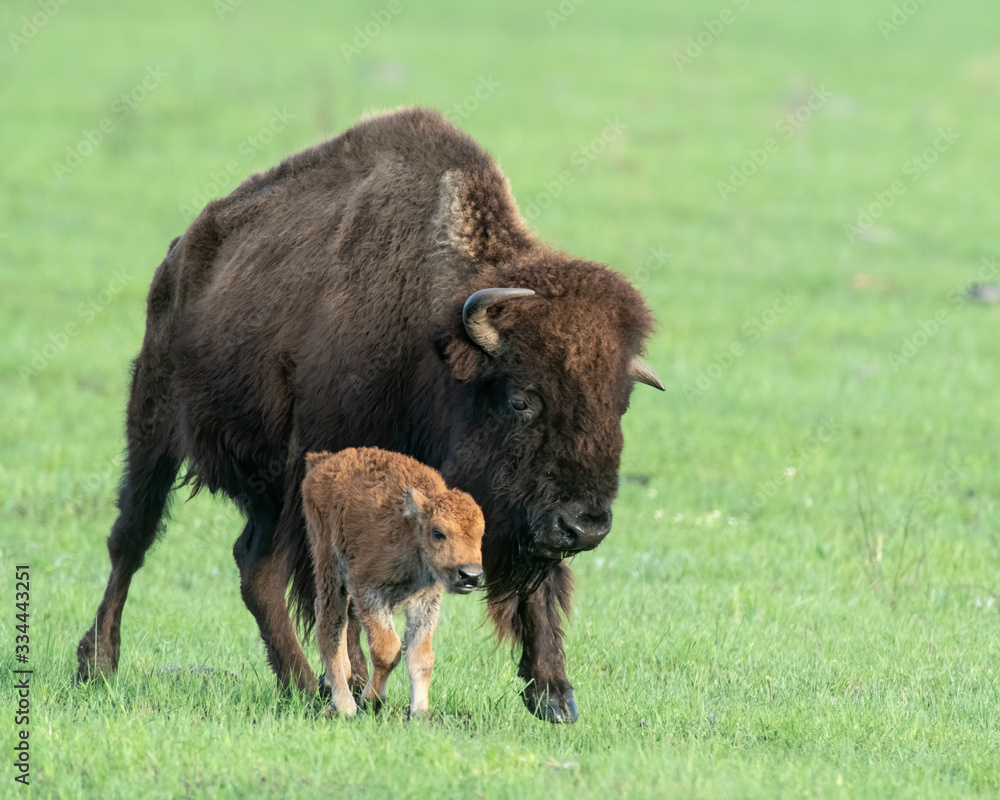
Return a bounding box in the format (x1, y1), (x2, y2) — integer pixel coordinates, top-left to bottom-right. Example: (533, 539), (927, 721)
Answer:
(76, 106), (656, 723)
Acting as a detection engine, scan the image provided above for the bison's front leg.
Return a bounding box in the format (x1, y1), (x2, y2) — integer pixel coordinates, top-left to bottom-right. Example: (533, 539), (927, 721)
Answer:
(491, 561), (578, 723)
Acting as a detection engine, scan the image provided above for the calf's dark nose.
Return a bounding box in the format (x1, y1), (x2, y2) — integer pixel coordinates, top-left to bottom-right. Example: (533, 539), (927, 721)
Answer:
(457, 565), (484, 589)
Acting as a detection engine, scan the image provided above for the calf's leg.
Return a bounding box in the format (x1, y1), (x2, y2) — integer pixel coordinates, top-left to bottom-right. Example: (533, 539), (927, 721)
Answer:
(403, 589), (441, 719)
(346, 604), (369, 697)
(359, 606), (401, 711)
(314, 579), (356, 716)
(303, 501), (356, 716)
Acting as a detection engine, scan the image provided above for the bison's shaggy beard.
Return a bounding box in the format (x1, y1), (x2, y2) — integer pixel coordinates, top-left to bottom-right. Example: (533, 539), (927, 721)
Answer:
(484, 512), (575, 652)
(480, 502), (567, 603)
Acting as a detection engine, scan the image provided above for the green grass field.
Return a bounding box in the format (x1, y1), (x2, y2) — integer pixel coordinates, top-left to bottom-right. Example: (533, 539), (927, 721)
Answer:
(2, 0), (999, 797)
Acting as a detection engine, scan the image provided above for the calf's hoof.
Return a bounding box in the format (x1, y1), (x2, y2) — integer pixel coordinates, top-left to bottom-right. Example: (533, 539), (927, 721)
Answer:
(522, 684), (578, 724)
(323, 701), (358, 719)
(360, 691), (385, 714)
(323, 692), (358, 718)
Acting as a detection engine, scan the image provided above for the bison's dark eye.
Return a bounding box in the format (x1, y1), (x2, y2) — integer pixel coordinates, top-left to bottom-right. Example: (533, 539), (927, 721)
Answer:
(506, 386), (540, 421)
(433, 528), (446, 541)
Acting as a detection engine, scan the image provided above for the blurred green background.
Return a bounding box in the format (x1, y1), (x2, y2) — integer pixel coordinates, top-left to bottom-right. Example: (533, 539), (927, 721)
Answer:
(1, 1), (998, 798)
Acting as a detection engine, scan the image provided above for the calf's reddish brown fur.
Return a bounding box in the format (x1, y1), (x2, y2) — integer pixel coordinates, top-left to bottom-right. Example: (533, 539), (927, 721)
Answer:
(302, 447), (484, 718)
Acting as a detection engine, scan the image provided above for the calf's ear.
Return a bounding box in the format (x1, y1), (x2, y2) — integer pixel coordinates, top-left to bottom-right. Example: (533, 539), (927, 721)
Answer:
(403, 486), (427, 522)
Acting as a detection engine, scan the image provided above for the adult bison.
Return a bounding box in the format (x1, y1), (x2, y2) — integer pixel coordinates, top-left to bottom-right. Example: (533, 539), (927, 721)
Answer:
(76, 106), (663, 723)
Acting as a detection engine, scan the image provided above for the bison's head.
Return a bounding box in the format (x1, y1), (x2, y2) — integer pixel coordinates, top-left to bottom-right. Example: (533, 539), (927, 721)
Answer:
(437, 252), (662, 590)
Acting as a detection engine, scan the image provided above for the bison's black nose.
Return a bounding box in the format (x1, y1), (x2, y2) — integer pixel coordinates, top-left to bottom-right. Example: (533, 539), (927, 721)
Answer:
(456, 565), (484, 589)
(556, 504), (612, 552)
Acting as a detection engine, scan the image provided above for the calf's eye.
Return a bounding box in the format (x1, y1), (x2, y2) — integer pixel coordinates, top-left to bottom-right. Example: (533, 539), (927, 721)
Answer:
(433, 528), (446, 541)
(510, 395), (528, 413)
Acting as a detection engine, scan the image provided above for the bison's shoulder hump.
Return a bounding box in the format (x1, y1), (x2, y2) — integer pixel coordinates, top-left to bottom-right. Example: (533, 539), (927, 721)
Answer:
(231, 107), (497, 203)
(190, 107), (533, 263)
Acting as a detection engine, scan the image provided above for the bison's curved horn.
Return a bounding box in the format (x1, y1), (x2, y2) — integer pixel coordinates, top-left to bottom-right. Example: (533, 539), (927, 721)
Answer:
(629, 356), (665, 391)
(462, 288), (536, 354)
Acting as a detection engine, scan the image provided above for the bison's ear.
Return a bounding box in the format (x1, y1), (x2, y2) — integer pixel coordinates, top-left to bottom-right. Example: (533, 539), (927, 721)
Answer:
(403, 486), (427, 522)
(463, 288), (535, 355)
(443, 337), (485, 382)
(430, 288), (535, 382)
(430, 323), (486, 383)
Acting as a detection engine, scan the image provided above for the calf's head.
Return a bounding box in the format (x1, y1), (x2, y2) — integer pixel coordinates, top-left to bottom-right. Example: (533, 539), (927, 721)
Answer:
(403, 486), (485, 594)
(438, 254), (663, 565)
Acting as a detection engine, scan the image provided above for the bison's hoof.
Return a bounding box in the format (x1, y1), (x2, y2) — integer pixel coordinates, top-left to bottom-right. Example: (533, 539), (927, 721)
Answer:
(75, 650), (95, 683)
(75, 632), (116, 683)
(522, 685), (578, 724)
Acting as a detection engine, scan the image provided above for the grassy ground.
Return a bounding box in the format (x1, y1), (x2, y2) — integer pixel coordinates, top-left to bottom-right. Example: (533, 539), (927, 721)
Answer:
(2, 0), (999, 797)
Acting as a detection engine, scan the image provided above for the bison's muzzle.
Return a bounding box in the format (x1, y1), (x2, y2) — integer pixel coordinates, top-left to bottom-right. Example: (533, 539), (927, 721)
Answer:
(534, 502), (612, 559)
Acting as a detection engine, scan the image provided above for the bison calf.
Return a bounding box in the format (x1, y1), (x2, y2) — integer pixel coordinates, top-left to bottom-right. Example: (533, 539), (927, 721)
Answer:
(302, 447), (485, 719)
